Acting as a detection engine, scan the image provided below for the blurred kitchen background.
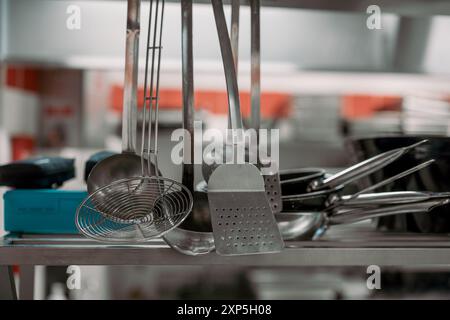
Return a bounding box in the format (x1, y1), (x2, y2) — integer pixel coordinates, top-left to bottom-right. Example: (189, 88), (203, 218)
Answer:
(2, 0), (450, 299)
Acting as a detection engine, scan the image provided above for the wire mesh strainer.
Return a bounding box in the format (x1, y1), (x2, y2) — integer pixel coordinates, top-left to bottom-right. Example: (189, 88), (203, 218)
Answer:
(76, 176), (193, 242)
(76, 0), (193, 242)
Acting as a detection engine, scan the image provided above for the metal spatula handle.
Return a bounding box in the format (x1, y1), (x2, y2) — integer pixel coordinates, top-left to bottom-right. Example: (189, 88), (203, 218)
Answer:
(231, 0), (239, 77)
(227, 0), (239, 133)
(211, 0), (244, 142)
(122, 0), (141, 153)
(308, 139), (428, 191)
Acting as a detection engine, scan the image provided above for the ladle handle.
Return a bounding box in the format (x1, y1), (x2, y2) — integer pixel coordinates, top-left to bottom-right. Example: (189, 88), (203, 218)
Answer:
(250, 0), (260, 133)
(122, 0), (141, 153)
(181, 0), (194, 192)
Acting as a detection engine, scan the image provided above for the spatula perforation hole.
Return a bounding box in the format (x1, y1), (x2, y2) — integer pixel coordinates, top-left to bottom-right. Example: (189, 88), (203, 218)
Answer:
(210, 195), (283, 254)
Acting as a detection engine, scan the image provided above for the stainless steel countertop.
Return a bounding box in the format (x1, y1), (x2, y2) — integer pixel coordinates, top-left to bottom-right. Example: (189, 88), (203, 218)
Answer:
(2, 222), (450, 266)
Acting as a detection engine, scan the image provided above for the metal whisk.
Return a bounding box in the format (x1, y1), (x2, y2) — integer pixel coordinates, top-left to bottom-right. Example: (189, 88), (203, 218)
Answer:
(76, 0), (193, 242)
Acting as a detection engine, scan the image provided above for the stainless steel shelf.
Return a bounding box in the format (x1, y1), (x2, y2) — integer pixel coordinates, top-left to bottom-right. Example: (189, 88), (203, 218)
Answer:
(178, 0), (450, 16)
(90, 0), (450, 16)
(2, 223), (450, 267)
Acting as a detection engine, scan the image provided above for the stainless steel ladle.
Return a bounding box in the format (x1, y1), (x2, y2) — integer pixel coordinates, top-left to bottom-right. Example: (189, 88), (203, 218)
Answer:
(87, 0), (157, 196)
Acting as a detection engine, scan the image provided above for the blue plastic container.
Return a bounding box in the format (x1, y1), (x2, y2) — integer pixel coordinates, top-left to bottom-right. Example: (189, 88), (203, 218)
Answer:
(4, 189), (87, 234)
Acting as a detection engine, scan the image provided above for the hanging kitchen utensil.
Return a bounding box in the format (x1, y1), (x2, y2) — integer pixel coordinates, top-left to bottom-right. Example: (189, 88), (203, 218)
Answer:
(208, 164), (285, 255)
(201, 0), (239, 184)
(277, 197), (450, 241)
(163, 189), (214, 255)
(163, 226), (215, 255)
(84, 151), (117, 183)
(163, 0), (215, 255)
(76, 0), (193, 242)
(207, 167), (325, 197)
(247, 0), (283, 215)
(230, 0), (239, 71)
(86, 0), (158, 199)
(208, 0), (284, 255)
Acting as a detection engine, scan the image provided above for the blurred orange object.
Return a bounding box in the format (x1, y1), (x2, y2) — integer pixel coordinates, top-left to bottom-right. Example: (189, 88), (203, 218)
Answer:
(110, 85), (292, 119)
(11, 135), (35, 161)
(6, 66), (39, 93)
(342, 95), (402, 119)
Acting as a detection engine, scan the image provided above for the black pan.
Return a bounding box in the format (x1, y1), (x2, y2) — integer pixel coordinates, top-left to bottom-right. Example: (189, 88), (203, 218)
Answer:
(279, 140), (431, 212)
(349, 135), (450, 233)
(280, 168), (326, 196)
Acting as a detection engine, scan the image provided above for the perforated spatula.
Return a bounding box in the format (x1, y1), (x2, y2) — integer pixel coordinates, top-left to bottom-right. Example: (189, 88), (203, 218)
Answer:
(208, 0), (284, 256)
(208, 163), (284, 255)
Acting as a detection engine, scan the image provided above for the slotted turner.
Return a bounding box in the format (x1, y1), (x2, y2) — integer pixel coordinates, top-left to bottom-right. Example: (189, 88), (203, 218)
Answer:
(248, 0), (282, 214)
(208, 0), (284, 255)
(208, 163), (284, 255)
(262, 164), (283, 214)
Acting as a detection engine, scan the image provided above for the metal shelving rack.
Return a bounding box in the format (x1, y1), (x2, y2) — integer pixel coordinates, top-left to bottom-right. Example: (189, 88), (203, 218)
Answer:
(3, 223), (450, 267)
(2, 0), (450, 300)
(166, 0), (450, 16)
(2, 222), (450, 299)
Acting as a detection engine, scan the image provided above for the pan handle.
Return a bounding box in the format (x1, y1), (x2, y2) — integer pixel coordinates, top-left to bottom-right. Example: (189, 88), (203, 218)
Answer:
(328, 198), (450, 225)
(308, 140), (428, 191)
(336, 191), (450, 207)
